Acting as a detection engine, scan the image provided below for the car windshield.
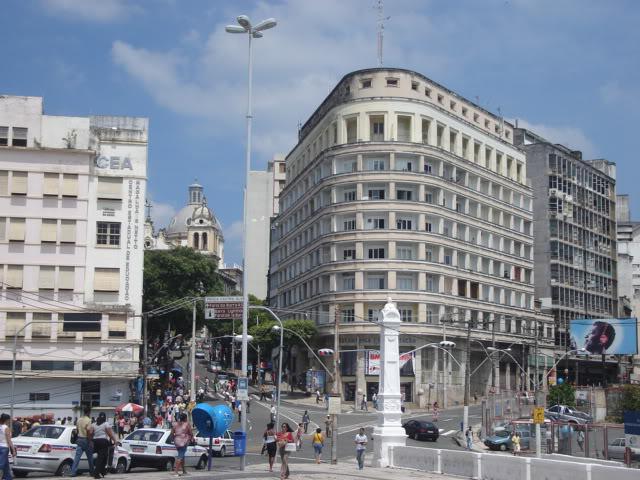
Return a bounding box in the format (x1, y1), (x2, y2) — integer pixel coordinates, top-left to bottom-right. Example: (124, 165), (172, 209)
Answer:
(125, 430), (164, 442)
(21, 426), (65, 439)
(494, 430), (510, 438)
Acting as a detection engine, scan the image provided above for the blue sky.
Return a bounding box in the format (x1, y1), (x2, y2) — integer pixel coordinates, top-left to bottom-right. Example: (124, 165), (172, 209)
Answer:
(2, 0), (639, 265)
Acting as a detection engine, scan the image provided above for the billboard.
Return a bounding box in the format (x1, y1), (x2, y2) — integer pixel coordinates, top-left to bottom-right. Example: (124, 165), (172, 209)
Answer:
(570, 318), (638, 355)
(366, 350), (414, 375)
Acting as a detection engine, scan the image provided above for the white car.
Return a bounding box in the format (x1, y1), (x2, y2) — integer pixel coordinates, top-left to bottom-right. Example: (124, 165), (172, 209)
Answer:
(195, 429), (234, 457)
(120, 428), (208, 471)
(12, 425), (130, 477)
(195, 351), (206, 359)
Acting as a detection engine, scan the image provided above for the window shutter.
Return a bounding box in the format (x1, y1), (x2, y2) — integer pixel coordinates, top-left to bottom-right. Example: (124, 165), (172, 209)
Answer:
(32, 313), (52, 338)
(61, 174), (78, 197)
(41, 219), (57, 243)
(0, 171), (8, 195)
(8, 218), (25, 241)
(58, 267), (75, 290)
(97, 177), (123, 199)
(108, 315), (127, 337)
(59, 220), (76, 243)
(6, 312), (26, 336)
(11, 171), (28, 195)
(43, 173), (59, 196)
(6, 265), (23, 288)
(94, 268), (120, 291)
(39, 266), (55, 289)
(0, 218), (5, 241)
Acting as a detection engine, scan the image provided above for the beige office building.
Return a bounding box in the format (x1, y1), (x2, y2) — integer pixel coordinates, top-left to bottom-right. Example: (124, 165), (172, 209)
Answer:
(268, 68), (555, 405)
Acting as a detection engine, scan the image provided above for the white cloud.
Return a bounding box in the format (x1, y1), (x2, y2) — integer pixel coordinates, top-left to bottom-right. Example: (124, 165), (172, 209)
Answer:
(41, 0), (138, 22)
(149, 200), (176, 230)
(515, 118), (598, 159)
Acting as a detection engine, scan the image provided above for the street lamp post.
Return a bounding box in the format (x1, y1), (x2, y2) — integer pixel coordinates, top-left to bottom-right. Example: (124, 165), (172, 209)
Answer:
(226, 14), (277, 472)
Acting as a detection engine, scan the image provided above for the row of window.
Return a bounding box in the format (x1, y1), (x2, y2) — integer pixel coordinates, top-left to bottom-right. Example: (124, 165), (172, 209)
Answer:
(548, 154), (613, 197)
(0, 360), (120, 372)
(0, 170), (123, 199)
(0, 219), (120, 246)
(0, 126), (27, 147)
(3, 312), (126, 338)
(0, 265), (120, 292)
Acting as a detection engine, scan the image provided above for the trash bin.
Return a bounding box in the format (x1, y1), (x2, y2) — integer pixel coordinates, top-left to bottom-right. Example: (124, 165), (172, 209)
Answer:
(233, 431), (246, 456)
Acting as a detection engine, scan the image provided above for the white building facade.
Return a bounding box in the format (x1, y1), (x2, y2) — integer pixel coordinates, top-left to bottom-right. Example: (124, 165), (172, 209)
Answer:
(0, 96), (147, 417)
(268, 69), (555, 404)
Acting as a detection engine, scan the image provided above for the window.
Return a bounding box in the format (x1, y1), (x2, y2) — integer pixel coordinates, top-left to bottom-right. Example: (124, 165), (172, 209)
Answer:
(397, 246), (413, 260)
(94, 268), (120, 292)
(368, 159), (385, 171)
(43, 173), (59, 196)
(6, 265), (23, 289)
(97, 177), (123, 199)
(397, 116), (411, 142)
(0, 360), (22, 370)
(411, 81), (419, 91)
(396, 190), (413, 201)
(341, 309), (355, 323)
(108, 314), (127, 338)
(342, 275), (355, 290)
(6, 312), (26, 337)
(97, 222), (121, 246)
(58, 267), (75, 290)
(361, 79), (372, 88)
(425, 192), (433, 204)
(399, 309), (413, 322)
(426, 275), (435, 292)
(29, 393), (50, 401)
(11, 171), (28, 195)
(371, 116), (384, 141)
(444, 255), (452, 265)
(368, 248), (385, 259)
(425, 249), (433, 262)
(59, 220), (76, 243)
(425, 87), (432, 97)
(12, 127), (27, 147)
(38, 266), (55, 289)
(32, 312), (52, 338)
(342, 249), (356, 260)
(450, 100), (456, 110)
(343, 190), (356, 201)
(82, 361), (101, 371)
(368, 189), (385, 199)
(0, 127), (7, 146)
(396, 219), (413, 230)
(437, 94), (444, 104)
(424, 163), (432, 174)
(8, 218), (25, 241)
(369, 218), (385, 229)
(397, 276), (414, 290)
(31, 361), (74, 371)
(343, 219), (356, 231)
(61, 174), (78, 197)
(386, 78), (398, 87)
(367, 275), (385, 289)
(81, 381), (100, 407)
(346, 117), (357, 143)
(0, 171), (7, 195)
(425, 222), (432, 232)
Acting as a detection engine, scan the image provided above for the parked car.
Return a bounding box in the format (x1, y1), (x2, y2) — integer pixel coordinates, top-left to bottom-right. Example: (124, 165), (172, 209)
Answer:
(120, 428), (208, 471)
(545, 405), (592, 425)
(12, 425), (130, 477)
(484, 429), (532, 451)
(208, 361), (222, 373)
(195, 350), (206, 359)
(402, 420), (439, 441)
(607, 438), (640, 461)
(194, 429), (234, 456)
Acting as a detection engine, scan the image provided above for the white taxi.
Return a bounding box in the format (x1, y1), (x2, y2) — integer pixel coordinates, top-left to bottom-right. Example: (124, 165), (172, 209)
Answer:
(194, 429), (234, 457)
(12, 425), (130, 477)
(120, 428), (209, 471)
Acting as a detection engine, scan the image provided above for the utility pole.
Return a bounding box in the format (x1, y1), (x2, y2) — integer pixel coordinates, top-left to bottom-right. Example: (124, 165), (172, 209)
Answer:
(331, 306), (341, 465)
(142, 313), (148, 414)
(463, 316), (471, 433)
(190, 299), (197, 402)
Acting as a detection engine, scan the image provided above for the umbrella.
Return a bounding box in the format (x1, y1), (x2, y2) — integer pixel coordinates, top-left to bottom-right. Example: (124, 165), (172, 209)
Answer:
(115, 403), (144, 415)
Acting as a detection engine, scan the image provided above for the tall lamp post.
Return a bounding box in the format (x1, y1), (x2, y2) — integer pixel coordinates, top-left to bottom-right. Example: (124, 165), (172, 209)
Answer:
(225, 14), (277, 472)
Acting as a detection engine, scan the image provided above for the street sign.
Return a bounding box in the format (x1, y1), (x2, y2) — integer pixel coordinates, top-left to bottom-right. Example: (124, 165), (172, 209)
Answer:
(533, 406), (545, 424)
(205, 296), (243, 320)
(236, 376), (249, 401)
(327, 394), (341, 415)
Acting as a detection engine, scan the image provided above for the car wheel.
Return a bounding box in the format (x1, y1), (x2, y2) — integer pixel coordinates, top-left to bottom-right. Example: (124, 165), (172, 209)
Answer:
(160, 458), (174, 472)
(57, 460), (73, 477)
(219, 446), (226, 457)
(115, 459), (127, 474)
(499, 444), (507, 452)
(196, 455), (207, 470)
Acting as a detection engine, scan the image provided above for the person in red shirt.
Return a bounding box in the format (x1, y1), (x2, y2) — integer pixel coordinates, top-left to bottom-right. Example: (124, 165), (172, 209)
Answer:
(276, 422), (295, 479)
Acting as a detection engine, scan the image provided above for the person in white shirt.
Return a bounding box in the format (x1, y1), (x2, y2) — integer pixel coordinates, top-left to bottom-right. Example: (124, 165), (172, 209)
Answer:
(354, 428), (368, 470)
(1, 413), (17, 480)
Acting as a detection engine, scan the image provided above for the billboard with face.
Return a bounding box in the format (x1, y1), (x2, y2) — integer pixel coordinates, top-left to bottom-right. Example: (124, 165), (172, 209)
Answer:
(570, 318), (638, 355)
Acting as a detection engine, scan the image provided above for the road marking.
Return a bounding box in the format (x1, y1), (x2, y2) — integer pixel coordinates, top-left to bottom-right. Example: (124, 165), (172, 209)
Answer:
(441, 430), (457, 436)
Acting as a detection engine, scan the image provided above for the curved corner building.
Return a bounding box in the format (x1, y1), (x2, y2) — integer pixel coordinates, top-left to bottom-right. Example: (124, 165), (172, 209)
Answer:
(268, 68), (556, 405)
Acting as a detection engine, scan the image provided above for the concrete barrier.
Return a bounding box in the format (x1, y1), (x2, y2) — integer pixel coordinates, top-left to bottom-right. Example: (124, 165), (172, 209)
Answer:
(544, 453), (623, 467)
(530, 457), (590, 480)
(481, 453), (529, 480)
(441, 449), (479, 479)
(389, 445), (439, 473)
(591, 464), (640, 480)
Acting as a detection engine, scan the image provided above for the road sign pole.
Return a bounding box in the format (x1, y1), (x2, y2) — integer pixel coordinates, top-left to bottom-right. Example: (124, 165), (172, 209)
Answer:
(536, 422), (541, 458)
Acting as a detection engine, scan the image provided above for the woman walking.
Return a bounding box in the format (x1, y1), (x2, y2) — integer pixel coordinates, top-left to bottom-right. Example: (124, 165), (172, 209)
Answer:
(295, 423), (304, 451)
(262, 422), (277, 472)
(0, 413), (17, 480)
(301, 411), (310, 434)
(311, 428), (324, 464)
(276, 422), (295, 480)
(92, 413), (117, 479)
(171, 413), (193, 476)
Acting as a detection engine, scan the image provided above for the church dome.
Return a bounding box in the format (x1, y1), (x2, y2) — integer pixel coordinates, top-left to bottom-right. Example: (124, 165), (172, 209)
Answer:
(165, 183), (223, 237)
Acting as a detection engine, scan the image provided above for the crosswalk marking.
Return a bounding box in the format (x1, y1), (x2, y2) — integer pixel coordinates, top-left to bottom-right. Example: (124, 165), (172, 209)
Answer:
(441, 430), (457, 436)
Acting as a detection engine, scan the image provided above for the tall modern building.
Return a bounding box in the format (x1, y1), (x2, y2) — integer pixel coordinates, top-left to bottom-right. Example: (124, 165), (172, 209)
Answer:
(514, 128), (619, 383)
(268, 68), (555, 404)
(0, 95), (148, 417)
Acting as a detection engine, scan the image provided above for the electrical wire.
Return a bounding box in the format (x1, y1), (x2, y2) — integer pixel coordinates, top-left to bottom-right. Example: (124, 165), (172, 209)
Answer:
(0, 281), (99, 312)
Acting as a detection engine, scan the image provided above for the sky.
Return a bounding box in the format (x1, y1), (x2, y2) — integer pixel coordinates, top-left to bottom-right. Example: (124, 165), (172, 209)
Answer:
(2, 0), (639, 265)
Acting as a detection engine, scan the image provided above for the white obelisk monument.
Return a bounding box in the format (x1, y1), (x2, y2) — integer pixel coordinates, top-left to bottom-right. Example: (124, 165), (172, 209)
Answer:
(372, 298), (407, 467)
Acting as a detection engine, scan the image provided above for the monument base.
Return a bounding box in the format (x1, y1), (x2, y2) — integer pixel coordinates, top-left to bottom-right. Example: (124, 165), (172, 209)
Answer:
(371, 424), (407, 468)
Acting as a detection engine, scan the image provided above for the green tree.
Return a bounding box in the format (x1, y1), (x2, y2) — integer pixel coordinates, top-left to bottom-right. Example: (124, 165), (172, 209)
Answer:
(248, 317), (317, 357)
(143, 247), (224, 336)
(547, 383), (576, 407)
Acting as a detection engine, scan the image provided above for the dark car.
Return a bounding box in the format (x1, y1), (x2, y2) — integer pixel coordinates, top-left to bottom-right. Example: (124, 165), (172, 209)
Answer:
(402, 420), (439, 441)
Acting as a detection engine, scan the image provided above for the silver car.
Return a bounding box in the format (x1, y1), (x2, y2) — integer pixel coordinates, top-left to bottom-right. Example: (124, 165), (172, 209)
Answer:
(607, 438), (640, 461)
(194, 429), (234, 456)
(12, 425), (130, 477)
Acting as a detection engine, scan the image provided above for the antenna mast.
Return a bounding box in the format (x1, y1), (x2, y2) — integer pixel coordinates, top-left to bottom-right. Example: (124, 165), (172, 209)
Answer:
(376, 0), (390, 67)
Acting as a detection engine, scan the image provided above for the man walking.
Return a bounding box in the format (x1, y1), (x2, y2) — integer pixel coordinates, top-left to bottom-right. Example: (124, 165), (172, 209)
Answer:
(71, 406), (94, 477)
(270, 404), (276, 423)
(360, 393), (368, 411)
(354, 427), (368, 470)
(465, 427), (473, 451)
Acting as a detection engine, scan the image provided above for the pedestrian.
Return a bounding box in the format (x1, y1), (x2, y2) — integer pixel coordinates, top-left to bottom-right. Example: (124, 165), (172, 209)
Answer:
(312, 428), (324, 464)
(260, 384), (267, 401)
(171, 413), (194, 476)
(302, 410), (310, 434)
(71, 405), (95, 477)
(360, 393), (368, 411)
(295, 423), (304, 451)
(92, 413), (116, 479)
(354, 427), (368, 471)
(511, 431), (521, 456)
(372, 392), (378, 410)
(315, 389), (321, 404)
(270, 404), (277, 423)
(324, 415), (332, 438)
(465, 427), (473, 451)
(577, 429), (585, 451)
(432, 401), (439, 422)
(122, 416), (131, 438)
(277, 422), (295, 480)
(262, 422), (277, 472)
(0, 413), (17, 480)
(247, 397), (251, 414)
